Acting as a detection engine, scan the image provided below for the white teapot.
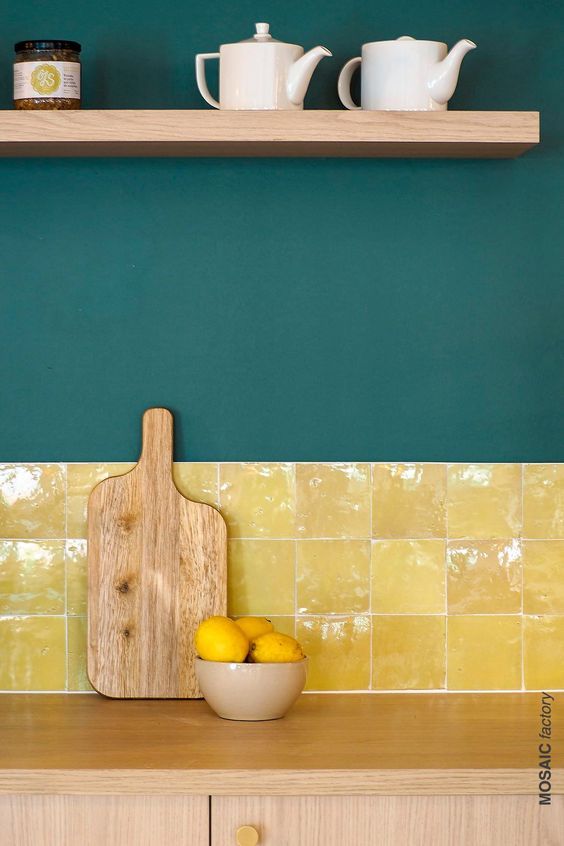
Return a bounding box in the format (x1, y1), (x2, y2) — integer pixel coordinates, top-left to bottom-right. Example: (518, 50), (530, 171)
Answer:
(196, 23), (331, 110)
(338, 36), (476, 111)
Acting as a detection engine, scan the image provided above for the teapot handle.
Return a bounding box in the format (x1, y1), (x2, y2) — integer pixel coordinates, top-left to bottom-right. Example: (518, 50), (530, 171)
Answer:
(195, 53), (221, 109)
(338, 57), (362, 110)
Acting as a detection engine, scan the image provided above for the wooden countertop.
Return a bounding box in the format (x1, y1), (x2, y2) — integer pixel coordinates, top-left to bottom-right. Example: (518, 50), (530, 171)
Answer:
(0, 693), (561, 795)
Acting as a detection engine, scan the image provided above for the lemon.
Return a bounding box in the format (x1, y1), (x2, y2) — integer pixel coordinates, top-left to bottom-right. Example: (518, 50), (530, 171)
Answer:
(195, 616), (249, 662)
(234, 616), (274, 641)
(249, 632), (305, 663)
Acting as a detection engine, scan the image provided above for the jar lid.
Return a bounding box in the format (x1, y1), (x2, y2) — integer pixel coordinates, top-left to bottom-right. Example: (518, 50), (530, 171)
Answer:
(15, 40), (81, 53)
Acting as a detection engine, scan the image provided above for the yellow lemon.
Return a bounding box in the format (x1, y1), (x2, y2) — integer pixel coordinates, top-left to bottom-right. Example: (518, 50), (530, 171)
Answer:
(195, 616), (249, 662)
(234, 616), (274, 641)
(249, 632), (305, 663)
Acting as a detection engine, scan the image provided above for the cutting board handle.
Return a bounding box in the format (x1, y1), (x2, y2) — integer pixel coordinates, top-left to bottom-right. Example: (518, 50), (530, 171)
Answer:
(139, 407), (174, 478)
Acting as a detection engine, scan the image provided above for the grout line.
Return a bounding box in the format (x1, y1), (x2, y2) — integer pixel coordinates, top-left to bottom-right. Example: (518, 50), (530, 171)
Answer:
(444, 462), (449, 690)
(293, 612), (524, 617)
(293, 540), (298, 633)
(293, 464), (298, 625)
(5, 461), (563, 467)
(0, 538), (87, 542)
(0, 537), (88, 543)
(3, 611), (556, 620)
(368, 463), (373, 690)
(0, 690), (99, 695)
(0, 614), (71, 619)
(520, 462), (525, 692)
(302, 687), (564, 694)
(2, 687), (563, 695)
(63, 463), (69, 693)
(3, 536), (564, 543)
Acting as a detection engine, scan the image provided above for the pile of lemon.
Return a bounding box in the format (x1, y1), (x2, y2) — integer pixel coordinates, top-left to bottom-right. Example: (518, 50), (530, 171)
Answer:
(195, 615), (305, 663)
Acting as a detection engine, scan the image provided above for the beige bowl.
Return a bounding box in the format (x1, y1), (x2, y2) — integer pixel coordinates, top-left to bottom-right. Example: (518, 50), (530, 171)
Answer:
(195, 657), (308, 721)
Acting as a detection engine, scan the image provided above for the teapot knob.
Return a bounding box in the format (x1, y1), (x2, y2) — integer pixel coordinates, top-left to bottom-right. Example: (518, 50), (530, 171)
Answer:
(253, 22), (272, 41)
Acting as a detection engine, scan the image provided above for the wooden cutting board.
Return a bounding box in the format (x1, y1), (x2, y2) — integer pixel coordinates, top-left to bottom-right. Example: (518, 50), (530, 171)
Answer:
(87, 407), (227, 698)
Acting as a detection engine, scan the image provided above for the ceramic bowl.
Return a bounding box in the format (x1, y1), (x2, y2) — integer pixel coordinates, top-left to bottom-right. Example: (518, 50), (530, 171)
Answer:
(195, 657), (308, 721)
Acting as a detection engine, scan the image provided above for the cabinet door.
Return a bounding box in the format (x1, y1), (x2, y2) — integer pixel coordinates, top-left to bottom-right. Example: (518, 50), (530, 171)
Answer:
(1, 795), (209, 846)
(211, 795), (564, 846)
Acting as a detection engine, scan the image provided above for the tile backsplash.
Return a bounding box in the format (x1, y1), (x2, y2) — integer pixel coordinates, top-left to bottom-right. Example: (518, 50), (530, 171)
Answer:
(0, 462), (563, 693)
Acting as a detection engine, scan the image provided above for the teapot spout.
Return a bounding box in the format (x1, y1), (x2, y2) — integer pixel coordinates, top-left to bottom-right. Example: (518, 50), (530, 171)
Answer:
(427, 39), (476, 105)
(287, 45), (332, 106)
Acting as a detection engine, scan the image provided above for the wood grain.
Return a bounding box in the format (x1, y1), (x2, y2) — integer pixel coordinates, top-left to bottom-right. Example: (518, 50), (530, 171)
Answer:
(0, 110), (539, 158)
(1, 795), (208, 846)
(0, 694), (561, 795)
(3, 768), (558, 797)
(4, 794), (563, 846)
(212, 795), (564, 846)
(87, 408), (227, 698)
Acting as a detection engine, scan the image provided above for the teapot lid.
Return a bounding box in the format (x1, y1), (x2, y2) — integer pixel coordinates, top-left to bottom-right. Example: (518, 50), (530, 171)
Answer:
(239, 22), (283, 44)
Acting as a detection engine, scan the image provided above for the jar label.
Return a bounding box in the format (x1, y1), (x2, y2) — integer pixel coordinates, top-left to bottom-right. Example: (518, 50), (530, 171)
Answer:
(14, 61), (80, 100)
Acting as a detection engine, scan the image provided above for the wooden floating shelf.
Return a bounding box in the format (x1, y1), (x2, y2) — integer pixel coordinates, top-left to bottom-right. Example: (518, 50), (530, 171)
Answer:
(0, 109), (539, 158)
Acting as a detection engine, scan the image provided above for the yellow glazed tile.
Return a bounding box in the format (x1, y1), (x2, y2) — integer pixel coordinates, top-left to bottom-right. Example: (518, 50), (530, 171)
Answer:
(297, 615), (370, 691)
(173, 463), (218, 507)
(447, 616), (521, 690)
(0, 540), (65, 615)
(227, 539), (295, 616)
(372, 463), (446, 539)
(66, 539), (87, 616)
(220, 463), (295, 539)
(297, 540), (370, 614)
(0, 616), (65, 690)
(523, 541), (564, 614)
(66, 463), (134, 538)
(232, 615), (296, 638)
(68, 463), (217, 539)
(523, 616), (564, 689)
(447, 464), (522, 539)
(266, 616), (296, 638)
(372, 616), (445, 690)
(67, 616), (93, 691)
(371, 540), (445, 613)
(447, 540), (522, 614)
(296, 464), (370, 539)
(523, 465), (564, 539)
(0, 464), (65, 539)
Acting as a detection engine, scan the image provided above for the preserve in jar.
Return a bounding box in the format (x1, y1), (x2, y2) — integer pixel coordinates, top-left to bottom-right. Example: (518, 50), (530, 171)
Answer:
(14, 40), (81, 109)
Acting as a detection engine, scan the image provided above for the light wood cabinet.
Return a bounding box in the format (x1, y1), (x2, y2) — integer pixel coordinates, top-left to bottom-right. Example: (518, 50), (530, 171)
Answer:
(1, 795), (208, 846)
(4, 794), (564, 846)
(213, 795), (564, 846)
(1, 695), (562, 846)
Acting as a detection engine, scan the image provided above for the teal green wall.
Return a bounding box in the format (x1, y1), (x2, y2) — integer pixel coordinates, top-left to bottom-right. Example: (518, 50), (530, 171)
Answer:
(0, 0), (562, 461)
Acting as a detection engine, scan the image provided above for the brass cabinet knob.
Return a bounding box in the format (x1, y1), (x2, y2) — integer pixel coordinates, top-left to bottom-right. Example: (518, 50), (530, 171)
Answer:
(236, 825), (259, 846)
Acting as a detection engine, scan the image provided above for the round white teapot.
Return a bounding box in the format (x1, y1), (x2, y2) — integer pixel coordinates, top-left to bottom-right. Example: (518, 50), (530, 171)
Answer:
(338, 36), (476, 111)
(196, 23), (332, 110)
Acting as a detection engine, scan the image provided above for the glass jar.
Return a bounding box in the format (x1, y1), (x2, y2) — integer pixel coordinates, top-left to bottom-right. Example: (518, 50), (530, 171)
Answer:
(14, 40), (81, 110)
